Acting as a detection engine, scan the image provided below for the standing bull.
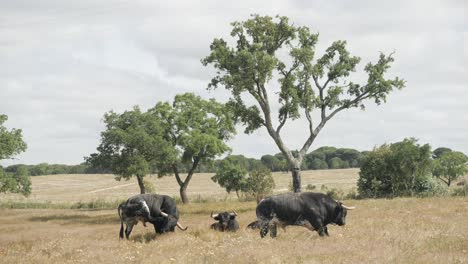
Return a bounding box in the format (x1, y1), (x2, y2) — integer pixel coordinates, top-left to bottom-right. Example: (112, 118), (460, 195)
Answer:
(210, 211), (239, 232)
(255, 192), (355, 238)
(118, 194), (187, 239)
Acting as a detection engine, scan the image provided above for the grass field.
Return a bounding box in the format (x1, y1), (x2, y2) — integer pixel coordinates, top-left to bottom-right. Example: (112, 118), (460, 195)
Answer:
(0, 169), (360, 204)
(0, 169), (467, 263)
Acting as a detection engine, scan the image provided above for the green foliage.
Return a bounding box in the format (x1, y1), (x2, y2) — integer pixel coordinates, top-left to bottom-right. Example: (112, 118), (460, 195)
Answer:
(305, 184), (316, 191)
(86, 106), (171, 193)
(147, 93), (236, 176)
(0, 114), (29, 196)
(432, 147), (452, 159)
(244, 167), (275, 203)
(5, 163), (94, 176)
(203, 14), (404, 192)
(87, 93), (235, 199)
(358, 138), (434, 198)
(0, 167), (31, 196)
(0, 114), (27, 160)
(432, 151), (468, 186)
(211, 158), (248, 197)
(303, 147), (366, 170)
(212, 156), (274, 203)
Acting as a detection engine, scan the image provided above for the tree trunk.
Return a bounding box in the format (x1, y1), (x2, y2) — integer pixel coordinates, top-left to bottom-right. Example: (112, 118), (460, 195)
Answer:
(291, 167), (302, 193)
(180, 186), (189, 204)
(173, 157), (201, 204)
(136, 174), (146, 194)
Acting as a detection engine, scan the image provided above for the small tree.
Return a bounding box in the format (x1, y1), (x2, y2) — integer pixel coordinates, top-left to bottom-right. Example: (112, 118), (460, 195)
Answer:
(86, 107), (173, 194)
(0, 114), (29, 196)
(432, 151), (468, 186)
(148, 93), (236, 204)
(203, 14), (404, 192)
(211, 159), (248, 198)
(245, 167), (275, 203)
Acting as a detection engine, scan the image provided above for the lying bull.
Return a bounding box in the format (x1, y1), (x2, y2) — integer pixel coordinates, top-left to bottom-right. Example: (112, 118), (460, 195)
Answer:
(210, 211), (239, 232)
(255, 192), (355, 238)
(118, 194), (187, 239)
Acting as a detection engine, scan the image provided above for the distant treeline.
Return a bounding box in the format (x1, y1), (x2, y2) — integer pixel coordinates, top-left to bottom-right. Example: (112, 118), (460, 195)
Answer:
(3, 163), (110, 176)
(2, 146), (368, 176)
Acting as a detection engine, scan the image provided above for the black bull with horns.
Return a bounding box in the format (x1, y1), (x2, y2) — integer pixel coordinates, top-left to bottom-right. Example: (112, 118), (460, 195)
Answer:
(255, 192), (355, 238)
(210, 211), (239, 232)
(118, 194), (187, 239)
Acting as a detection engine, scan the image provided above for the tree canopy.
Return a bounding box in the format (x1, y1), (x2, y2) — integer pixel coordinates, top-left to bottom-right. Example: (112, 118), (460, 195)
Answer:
(432, 151), (468, 186)
(86, 106), (172, 194)
(0, 114), (30, 196)
(0, 114), (27, 160)
(148, 93), (236, 203)
(358, 138), (439, 198)
(203, 14), (405, 192)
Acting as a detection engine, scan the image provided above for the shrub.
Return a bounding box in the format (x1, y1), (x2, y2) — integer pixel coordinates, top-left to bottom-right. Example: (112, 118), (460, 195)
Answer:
(358, 138), (433, 198)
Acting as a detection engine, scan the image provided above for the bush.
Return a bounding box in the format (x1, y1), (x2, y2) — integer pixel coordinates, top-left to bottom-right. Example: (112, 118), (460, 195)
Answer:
(245, 167), (275, 203)
(306, 184), (316, 191)
(358, 138), (433, 198)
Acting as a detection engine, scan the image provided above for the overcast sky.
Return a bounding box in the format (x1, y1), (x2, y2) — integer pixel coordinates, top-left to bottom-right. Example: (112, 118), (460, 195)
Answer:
(1, 0), (466, 166)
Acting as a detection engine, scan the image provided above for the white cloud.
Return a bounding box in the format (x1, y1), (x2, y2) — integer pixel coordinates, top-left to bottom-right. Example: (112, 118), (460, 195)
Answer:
(0, 0), (467, 166)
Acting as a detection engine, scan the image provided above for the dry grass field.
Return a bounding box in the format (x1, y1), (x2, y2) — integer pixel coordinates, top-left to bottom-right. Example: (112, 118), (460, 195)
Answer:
(0, 169), (467, 263)
(0, 169), (359, 204)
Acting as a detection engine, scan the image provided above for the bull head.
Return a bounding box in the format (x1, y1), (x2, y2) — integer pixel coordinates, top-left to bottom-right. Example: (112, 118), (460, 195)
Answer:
(160, 211), (188, 231)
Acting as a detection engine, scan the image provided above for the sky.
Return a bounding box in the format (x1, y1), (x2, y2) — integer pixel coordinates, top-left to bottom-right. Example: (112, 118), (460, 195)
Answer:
(1, 0), (467, 166)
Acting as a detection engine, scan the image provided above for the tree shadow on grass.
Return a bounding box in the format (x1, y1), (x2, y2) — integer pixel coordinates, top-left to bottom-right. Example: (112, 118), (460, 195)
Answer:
(29, 214), (119, 225)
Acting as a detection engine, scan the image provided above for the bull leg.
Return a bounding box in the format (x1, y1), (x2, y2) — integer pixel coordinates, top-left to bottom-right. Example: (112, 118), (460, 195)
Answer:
(119, 222), (125, 239)
(125, 224), (134, 239)
(324, 226), (329, 236)
(259, 222), (269, 238)
(306, 217), (326, 237)
(269, 224), (277, 238)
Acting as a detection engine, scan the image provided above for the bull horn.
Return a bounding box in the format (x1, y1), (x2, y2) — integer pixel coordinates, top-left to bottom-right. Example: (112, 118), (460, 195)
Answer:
(211, 212), (218, 218)
(160, 211), (169, 217)
(230, 211), (238, 216)
(342, 205), (356, 210)
(177, 221), (188, 231)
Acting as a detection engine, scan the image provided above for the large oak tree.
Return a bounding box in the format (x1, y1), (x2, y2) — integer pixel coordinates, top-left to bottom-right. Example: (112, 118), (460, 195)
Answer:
(203, 15), (405, 192)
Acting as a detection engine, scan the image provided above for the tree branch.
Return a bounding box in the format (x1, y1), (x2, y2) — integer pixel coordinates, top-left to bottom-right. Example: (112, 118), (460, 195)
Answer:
(276, 112), (288, 134)
(304, 109), (314, 135)
(172, 164), (184, 186)
(182, 156), (201, 188)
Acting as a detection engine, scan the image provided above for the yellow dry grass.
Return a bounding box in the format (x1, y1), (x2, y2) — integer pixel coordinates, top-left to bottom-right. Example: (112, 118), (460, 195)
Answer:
(0, 169), (467, 263)
(0, 169), (360, 203)
(0, 198), (467, 263)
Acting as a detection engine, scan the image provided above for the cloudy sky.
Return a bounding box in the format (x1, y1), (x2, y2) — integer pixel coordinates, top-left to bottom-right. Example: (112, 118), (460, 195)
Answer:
(1, 0), (466, 166)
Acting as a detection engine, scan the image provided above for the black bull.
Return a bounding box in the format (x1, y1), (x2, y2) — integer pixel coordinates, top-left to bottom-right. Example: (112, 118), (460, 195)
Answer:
(255, 192), (355, 238)
(118, 194), (187, 239)
(210, 211), (239, 232)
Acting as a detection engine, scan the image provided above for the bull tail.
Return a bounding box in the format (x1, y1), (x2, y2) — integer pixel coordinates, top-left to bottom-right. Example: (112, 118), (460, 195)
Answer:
(118, 203), (124, 239)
